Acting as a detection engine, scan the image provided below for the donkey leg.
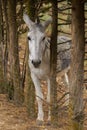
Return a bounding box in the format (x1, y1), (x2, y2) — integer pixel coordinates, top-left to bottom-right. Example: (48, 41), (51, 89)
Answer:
(31, 73), (44, 122)
(47, 78), (51, 122)
(64, 73), (69, 105)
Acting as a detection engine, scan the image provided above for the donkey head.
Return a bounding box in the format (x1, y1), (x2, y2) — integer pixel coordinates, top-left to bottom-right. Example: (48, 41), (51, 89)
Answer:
(23, 14), (52, 68)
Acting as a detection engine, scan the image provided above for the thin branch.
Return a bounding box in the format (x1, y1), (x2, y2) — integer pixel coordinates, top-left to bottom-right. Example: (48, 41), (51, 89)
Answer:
(57, 92), (69, 103)
(58, 22), (71, 26)
(58, 30), (71, 35)
(58, 17), (71, 22)
(58, 40), (71, 45)
(58, 11), (71, 16)
(58, 7), (72, 12)
(57, 0), (66, 3)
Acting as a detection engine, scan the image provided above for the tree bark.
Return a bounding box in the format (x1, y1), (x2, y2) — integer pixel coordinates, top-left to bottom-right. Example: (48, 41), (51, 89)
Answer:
(69, 1), (85, 130)
(50, 0), (58, 127)
(1, 0), (9, 84)
(0, 0), (4, 93)
(8, 0), (23, 105)
(24, 0), (36, 118)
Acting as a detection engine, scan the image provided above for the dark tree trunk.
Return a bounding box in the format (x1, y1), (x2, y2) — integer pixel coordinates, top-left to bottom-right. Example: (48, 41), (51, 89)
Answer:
(8, 0), (23, 105)
(24, 0), (36, 118)
(1, 0), (9, 84)
(69, 1), (85, 130)
(0, 0), (5, 93)
(50, 0), (58, 127)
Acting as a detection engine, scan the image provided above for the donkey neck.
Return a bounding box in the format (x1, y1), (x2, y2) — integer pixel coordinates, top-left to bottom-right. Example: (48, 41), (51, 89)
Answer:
(42, 38), (50, 63)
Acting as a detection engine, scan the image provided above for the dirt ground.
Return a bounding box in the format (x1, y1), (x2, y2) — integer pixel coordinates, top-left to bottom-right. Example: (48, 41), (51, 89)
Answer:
(0, 94), (66, 130)
(0, 89), (87, 130)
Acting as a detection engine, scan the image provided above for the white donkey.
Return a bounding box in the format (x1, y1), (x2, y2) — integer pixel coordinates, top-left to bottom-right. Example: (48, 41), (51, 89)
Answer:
(23, 14), (71, 124)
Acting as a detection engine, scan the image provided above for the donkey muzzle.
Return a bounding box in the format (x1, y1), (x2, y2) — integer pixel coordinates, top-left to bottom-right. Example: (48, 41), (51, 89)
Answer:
(32, 60), (41, 68)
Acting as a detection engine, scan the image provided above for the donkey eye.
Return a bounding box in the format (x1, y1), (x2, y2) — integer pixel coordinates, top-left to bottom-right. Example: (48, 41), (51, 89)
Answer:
(28, 36), (31, 41)
(42, 36), (45, 41)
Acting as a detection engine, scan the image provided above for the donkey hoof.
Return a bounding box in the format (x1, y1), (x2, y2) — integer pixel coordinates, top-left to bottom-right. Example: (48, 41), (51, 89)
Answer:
(36, 120), (43, 126)
(46, 121), (51, 126)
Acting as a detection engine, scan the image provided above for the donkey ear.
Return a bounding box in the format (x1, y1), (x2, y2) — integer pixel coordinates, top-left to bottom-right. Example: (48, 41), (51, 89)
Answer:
(23, 13), (34, 30)
(43, 18), (52, 30)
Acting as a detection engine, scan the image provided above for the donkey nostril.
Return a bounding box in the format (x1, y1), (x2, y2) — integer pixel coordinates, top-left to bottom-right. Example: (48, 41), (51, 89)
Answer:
(38, 60), (41, 64)
(32, 60), (34, 64)
(32, 60), (41, 67)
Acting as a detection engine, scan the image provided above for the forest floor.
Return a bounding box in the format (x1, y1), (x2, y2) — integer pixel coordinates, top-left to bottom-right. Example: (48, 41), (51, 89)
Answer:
(0, 86), (87, 130)
(0, 94), (67, 130)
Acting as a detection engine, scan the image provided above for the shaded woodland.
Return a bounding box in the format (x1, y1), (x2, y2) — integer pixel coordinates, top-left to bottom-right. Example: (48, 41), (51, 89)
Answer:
(0, 0), (87, 130)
